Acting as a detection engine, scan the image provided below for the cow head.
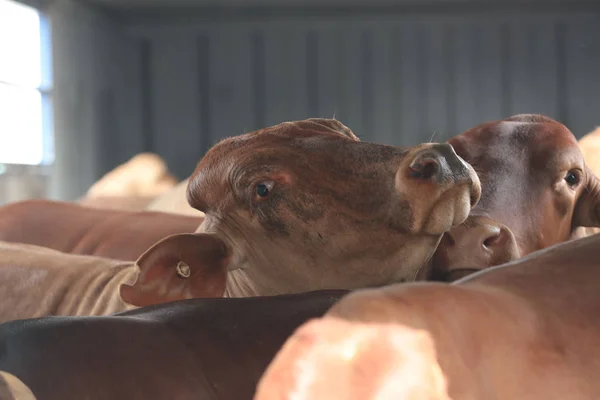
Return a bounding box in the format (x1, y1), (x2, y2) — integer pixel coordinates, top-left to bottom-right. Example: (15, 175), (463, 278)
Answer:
(425, 114), (600, 281)
(121, 118), (481, 305)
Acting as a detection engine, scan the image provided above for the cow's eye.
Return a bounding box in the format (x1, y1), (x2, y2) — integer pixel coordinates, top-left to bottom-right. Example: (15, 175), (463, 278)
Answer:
(255, 181), (275, 198)
(564, 171), (580, 187)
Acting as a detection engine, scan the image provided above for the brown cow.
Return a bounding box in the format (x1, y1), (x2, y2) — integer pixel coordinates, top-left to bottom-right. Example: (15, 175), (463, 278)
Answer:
(257, 232), (600, 400)
(423, 114), (600, 281)
(0, 118), (480, 321)
(0, 290), (347, 400)
(147, 117), (480, 301)
(257, 318), (450, 400)
(0, 239), (225, 322)
(0, 200), (203, 261)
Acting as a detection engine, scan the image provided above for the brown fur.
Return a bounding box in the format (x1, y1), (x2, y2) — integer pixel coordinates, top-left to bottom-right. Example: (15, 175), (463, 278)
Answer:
(0, 241), (137, 323)
(424, 114), (600, 281)
(257, 318), (450, 400)
(0, 232), (228, 322)
(136, 117), (480, 301)
(0, 118), (481, 321)
(0, 290), (347, 400)
(0, 200), (203, 261)
(259, 233), (600, 400)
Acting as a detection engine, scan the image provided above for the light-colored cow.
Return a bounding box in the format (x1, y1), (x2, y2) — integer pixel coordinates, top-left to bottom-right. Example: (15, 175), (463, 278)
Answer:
(79, 152), (178, 211)
(145, 178), (204, 217)
(258, 232), (600, 400)
(572, 126), (600, 239)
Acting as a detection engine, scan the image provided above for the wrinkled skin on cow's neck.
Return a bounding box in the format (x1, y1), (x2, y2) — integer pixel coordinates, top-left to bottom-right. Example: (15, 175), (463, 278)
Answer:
(198, 210), (443, 298)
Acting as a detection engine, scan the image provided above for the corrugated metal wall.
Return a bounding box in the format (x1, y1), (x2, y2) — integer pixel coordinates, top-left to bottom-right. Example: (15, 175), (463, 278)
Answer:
(48, 0), (143, 200)
(49, 1), (600, 199)
(128, 14), (600, 180)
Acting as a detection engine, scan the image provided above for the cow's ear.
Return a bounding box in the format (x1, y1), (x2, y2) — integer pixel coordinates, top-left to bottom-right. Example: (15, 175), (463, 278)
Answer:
(299, 118), (360, 142)
(572, 166), (600, 230)
(120, 233), (230, 307)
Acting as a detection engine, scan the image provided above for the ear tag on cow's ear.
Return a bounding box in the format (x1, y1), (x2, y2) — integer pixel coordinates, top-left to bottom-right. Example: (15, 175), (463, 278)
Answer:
(176, 261), (191, 279)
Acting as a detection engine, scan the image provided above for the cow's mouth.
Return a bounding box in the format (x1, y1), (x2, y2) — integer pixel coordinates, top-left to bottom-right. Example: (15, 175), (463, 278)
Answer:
(419, 183), (480, 236)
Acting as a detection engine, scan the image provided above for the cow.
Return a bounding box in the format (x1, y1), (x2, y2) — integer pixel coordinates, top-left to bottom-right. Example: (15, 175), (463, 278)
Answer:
(0, 118), (480, 320)
(78, 195), (156, 211)
(257, 232), (600, 400)
(145, 177), (204, 217)
(0, 200), (203, 261)
(578, 125), (600, 177)
(83, 152), (178, 199)
(422, 114), (600, 281)
(0, 290), (348, 400)
(4, 232), (600, 400)
(571, 126), (600, 239)
(77, 152), (178, 211)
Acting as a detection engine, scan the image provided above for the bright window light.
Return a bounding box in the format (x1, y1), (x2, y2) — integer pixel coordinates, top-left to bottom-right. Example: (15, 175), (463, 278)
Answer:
(0, 84), (43, 164)
(0, 0), (41, 89)
(0, 0), (52, 166)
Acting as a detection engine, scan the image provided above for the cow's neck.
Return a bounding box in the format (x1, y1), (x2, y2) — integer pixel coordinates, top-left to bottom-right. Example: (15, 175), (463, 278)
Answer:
(223, 269), (262, 298)
(55, 264), (138, 316)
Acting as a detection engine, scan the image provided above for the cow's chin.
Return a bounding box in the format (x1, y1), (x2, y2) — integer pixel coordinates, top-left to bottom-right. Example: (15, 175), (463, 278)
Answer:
(421, 189), (473, 236)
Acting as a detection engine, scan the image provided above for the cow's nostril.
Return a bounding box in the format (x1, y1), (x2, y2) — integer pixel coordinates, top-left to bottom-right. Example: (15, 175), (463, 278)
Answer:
(443, 232), (456, 247)
(482, 226), (507, 249)
(483, 235), (499, 248)
(409, 157), (440, 180)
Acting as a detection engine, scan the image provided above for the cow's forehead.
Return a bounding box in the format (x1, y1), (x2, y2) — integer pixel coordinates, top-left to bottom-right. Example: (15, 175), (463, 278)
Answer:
(453, 120), (578, 154)
(204, 128), (408, 173)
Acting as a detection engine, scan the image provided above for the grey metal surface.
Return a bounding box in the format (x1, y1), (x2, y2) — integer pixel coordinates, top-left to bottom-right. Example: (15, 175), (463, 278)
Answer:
(47, 0), (600, 199)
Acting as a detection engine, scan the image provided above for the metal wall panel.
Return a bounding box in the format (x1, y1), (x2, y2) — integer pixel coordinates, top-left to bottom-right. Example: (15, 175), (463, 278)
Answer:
(49, 3), (600, 198)
(129, 15), (600, 156)
(49, 0), (145, 200)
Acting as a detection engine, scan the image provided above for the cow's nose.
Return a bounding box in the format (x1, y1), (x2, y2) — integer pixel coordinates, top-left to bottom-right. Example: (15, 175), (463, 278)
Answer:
(396, 143), (481, 235)
(452, 222), (508, 250)
(431, 218), (519, 281)
(407, 144), (477, 206)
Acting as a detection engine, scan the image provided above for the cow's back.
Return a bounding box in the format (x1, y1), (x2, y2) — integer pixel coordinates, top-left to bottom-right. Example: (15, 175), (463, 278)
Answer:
(0, 241), (137, 322)
(78, 195), (156, 211)
(0, 200), (203, 260)
(0, 291), (347, 400)
(0, 316), (209, 400)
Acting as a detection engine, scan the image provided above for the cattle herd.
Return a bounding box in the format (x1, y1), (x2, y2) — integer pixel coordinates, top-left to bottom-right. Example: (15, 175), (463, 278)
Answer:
(0, 114), (600, 399)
